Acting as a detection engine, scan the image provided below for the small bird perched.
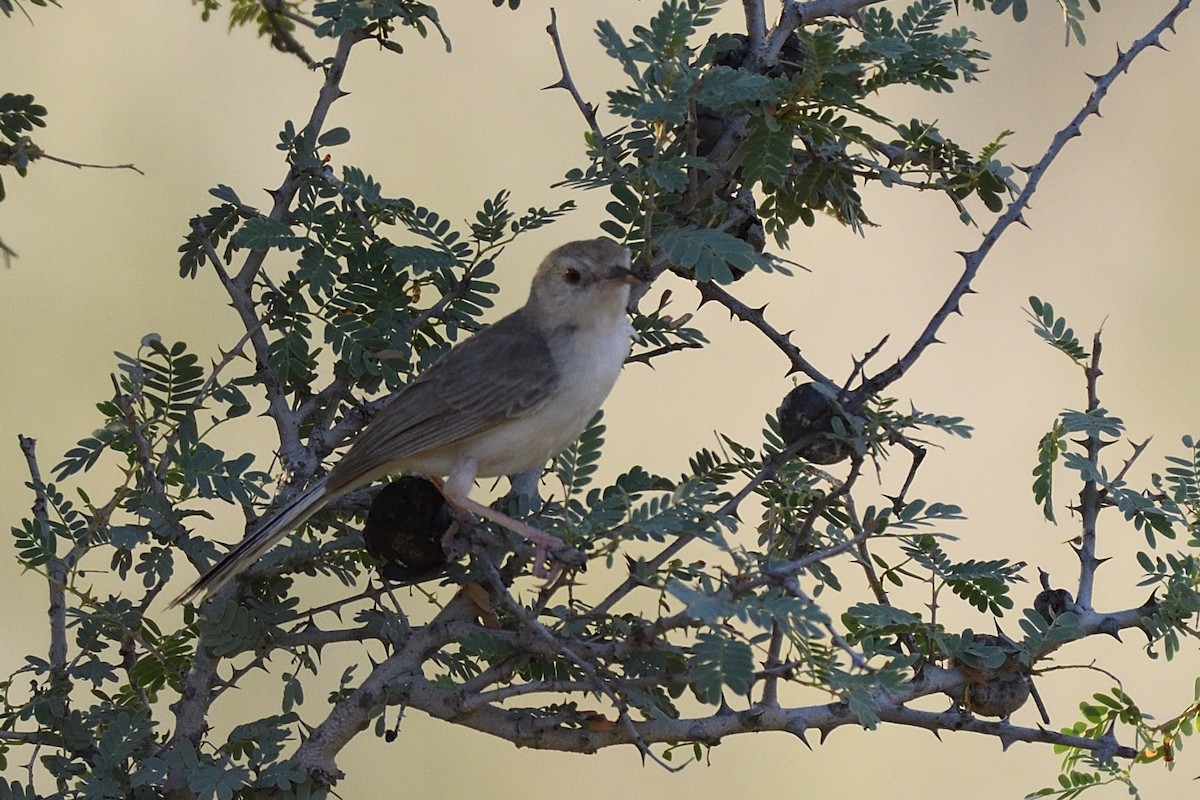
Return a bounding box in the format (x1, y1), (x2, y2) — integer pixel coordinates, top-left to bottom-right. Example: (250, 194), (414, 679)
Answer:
(175, 238), (640, 606)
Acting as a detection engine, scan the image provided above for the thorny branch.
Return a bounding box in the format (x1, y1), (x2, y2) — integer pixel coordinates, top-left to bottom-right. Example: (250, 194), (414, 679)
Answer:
(265, 561), (1148, 777)
(18, 436), (67, 674)
(1075, 332), (1106, 611)
(166, 26), (367, 772)
(545, 8), (604, 140)
(307, 606), (1138, 761)
(859, 0), (1193, 400)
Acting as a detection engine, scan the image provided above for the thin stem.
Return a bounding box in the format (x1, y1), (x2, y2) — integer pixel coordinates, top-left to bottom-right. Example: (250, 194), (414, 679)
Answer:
(1075, 332), (1105, 611)
(545, 8), (605, 141)
(18, 436), (67, 672)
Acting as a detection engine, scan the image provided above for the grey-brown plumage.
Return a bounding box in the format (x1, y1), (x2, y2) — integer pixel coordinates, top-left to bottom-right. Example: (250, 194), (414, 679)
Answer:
(174, 238), (639, 606)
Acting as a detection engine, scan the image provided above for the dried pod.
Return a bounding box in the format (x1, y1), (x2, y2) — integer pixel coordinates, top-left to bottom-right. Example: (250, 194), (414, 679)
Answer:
(364, 476), (455, 580)
(951, 633), (1032, 719)
(1033, 588), (1074, 624)
(777, 383), (855, 465)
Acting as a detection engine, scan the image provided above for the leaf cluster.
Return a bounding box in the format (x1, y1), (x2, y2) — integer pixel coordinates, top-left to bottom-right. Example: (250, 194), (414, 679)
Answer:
(311, 0), (449, 52)
(566, 0), (1013, 280)
(0, 0), (58, 20)
(964, 0), (1103, 46)
(0, 92), (46, 201)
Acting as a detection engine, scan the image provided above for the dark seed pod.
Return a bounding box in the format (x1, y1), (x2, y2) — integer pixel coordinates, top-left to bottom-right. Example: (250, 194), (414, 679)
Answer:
(1033, 588), (1074, 624)
(364, 476), (455, 581)
(951, 633), (1032, 719)
(777, 383), (854, 465)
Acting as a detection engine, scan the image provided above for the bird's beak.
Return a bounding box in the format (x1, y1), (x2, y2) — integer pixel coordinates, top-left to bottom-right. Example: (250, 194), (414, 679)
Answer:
(607, 266), (645, 286)
(609, 266), (647, 311)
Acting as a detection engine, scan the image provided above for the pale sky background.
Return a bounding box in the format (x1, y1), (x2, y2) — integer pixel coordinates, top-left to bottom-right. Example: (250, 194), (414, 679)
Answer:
(2, 2), (1199, 798)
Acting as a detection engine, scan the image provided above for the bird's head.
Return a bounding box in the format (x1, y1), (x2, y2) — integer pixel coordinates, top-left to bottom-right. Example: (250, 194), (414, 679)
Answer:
(527, 238), (642, 329)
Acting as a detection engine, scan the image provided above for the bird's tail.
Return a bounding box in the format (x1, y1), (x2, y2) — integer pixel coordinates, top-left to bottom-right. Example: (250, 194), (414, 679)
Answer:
(171, 478), (331, 607)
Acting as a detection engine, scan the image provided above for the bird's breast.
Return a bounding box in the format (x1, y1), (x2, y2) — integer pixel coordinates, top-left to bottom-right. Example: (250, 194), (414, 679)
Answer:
(461, 317), (632, 478)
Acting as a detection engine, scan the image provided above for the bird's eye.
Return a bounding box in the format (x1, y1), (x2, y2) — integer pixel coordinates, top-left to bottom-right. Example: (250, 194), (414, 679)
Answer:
(563, 267), (583, 285)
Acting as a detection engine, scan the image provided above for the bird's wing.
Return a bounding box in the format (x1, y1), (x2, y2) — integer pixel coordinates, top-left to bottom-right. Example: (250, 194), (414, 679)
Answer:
(328, 309), (558, 484)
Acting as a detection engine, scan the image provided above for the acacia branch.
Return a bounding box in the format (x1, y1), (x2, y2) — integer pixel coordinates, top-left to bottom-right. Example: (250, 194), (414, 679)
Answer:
(742, 0), (767, 51)
(18, 436), (67, 674)
(759, 1), (884, 67)
(188, 31), (365, 498)
(270, 625), (381, 650)
(0, 730), (66, 747)
(859, 0), (1192, 400)
(232, 29), (361, 290)
(289, 595), (476, 783)
(691, 276), (832, 384)
(544, 8), (605, 141)
(387, 659), (1135, 761)
(1075, 332), (1106, 611)
(166, 28), (369, 783)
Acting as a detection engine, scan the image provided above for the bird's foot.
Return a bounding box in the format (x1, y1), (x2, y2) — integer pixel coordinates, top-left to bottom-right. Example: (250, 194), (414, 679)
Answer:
(453, 496), (579, 580)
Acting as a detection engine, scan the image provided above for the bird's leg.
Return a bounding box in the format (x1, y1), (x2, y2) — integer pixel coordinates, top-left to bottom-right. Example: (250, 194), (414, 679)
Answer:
(438, 464), (567, 578)
(455, 496), (561, 548)
(453, 495), (564, 579)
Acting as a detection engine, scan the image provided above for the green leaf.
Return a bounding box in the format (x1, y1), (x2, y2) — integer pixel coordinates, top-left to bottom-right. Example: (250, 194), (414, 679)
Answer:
(991, 0), (1028, 23)
(693, 65), (774, 108)
(5, 760), (49, 792)
(842, 603), (928, 640)
(317, 127), (350, 147)
(1026, 296), (1088, 362)
(689, 631), (754, 704)
(1033, 420), (1067, 522)
(741, 121), (793, 188)
(11, 516), (54, 568)
(665, 579), (739, 625)
(511, 199), (575, 234)
(1060, 408), (1124, 439)
(943, 558), (1020, 614)
(470, 190), (513, 242)
(554, 411), (606, 494)
(0, 92), (48, 142)
(233, 217), (305, 251)
(1161, 435), (1200, 508)
(655, 226), (767, 284)
(281, 672), (305, 713)
(196, 596), (271, 657)
(223, 714), (299, 768)
(386, 244), (460, 275)
(54, 421), (126, 480)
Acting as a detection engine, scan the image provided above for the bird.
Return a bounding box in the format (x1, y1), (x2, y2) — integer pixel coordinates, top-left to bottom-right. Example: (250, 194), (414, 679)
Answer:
(174, 238), (641, 606)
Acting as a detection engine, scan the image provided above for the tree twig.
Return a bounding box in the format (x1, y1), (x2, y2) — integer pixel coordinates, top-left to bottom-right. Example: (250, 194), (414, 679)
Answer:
(26, 147), (144, 175)
(17, 436), (67, 673)
(544, 8), (605, 141)
(1074, 331), (1105, 611)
